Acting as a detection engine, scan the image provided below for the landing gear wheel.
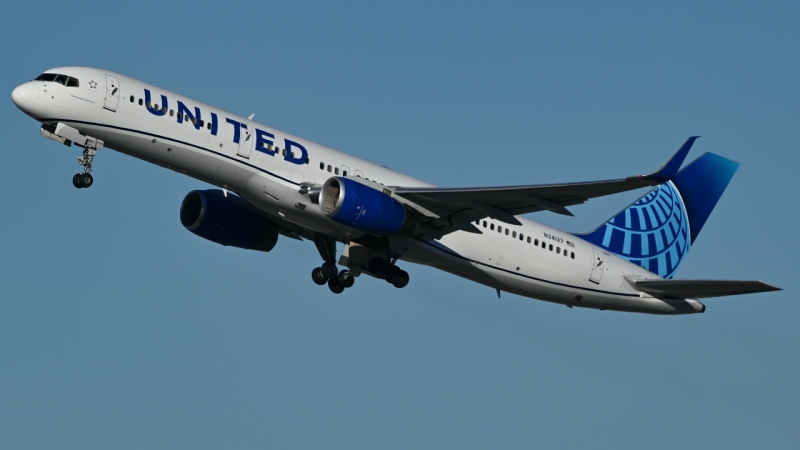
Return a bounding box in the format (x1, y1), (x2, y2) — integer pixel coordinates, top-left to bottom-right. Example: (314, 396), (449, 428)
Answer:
(72, 174), (82, 188)
(391, 270), (410, 289)
(77, 173), (93, 188)
(311, 267), (327, 285)
(328, 278), (345, 294)
(337, 270), (355, 288)
(321, 261), (338, 279)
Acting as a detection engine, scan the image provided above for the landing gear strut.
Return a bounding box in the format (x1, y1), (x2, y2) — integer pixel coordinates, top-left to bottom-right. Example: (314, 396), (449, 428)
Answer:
(73, 137), (100, 189)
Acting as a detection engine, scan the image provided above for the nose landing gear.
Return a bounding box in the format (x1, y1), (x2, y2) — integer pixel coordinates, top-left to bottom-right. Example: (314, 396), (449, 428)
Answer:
(72, 137), (101, 189)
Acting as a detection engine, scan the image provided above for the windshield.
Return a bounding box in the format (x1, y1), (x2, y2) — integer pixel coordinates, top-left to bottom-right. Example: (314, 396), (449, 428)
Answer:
(34, 73), (80, 87)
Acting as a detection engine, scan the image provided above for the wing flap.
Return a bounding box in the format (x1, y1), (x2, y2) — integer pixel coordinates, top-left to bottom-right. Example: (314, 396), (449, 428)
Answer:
(629, 279), (781, 298)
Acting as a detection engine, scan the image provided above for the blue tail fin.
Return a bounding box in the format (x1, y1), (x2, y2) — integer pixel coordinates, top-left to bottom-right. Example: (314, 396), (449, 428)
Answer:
(578, 153), (739, 278)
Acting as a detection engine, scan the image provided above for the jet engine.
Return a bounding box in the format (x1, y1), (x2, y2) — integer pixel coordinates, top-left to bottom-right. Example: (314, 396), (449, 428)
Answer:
(180, 190), (278, 251)
(319, 177), (420, 236)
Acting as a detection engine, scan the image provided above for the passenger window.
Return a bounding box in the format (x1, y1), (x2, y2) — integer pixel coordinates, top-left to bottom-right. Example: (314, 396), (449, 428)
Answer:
(169, 110), (174, 117)
(55, 75), (68, 85)
(146, 101), (151, 109)
(66, 77), (79, 87)
(130, 95), (135, 103)
(490, 224), (495, 230)
(549, 244), (553, 251)
(542, 241), (546, 249)
(527, 236), (531, 243)
(334, 167), (339, 175)
(320, 162), (325, 170)
(483, 221), (487, 227)
(498, 226), (502, 233)
(505, 229), (509, 236)
(342, 170), (347, 176)
(207, 122), (212, 130)
(199, 120), (204, 127)
(571, 252), (575, 259)
(557, 247), (561, 254)
(139, 98), (143, 106)
(513, 231), (517, 238)
(327, 165), (332, 172)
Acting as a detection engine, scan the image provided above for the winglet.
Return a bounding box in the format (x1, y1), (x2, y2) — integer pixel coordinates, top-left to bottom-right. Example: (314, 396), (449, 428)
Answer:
(642, 136), (699, 183)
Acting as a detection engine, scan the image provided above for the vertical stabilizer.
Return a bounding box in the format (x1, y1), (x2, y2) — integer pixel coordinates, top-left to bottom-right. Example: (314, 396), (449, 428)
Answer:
(578, 153), (739, 278)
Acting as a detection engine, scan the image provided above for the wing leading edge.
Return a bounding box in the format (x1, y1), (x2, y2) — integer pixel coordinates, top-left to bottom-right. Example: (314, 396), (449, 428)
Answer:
(392, 137), (699, 237)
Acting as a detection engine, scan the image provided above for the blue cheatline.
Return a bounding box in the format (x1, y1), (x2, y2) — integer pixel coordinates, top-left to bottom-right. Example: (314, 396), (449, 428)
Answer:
(577, 152), (739, 279)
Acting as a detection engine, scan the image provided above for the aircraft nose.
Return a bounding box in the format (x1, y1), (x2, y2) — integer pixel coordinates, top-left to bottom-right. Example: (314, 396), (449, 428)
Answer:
(11, 81), (39, 114)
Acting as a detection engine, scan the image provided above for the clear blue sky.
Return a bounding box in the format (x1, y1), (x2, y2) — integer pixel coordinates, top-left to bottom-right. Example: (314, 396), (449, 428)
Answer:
(1, 1), (797, 448)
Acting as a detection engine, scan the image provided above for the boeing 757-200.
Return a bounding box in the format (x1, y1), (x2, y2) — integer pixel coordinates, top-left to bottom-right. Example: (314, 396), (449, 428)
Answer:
(11, 67), (781, 314)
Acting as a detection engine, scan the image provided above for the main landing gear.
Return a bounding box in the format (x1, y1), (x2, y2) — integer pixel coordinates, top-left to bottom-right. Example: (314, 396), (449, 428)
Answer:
(310, 235), (410, 294)
(312, 235), (354, 294)
(368, 257), (410, 289)
(311, 261), (355, 294)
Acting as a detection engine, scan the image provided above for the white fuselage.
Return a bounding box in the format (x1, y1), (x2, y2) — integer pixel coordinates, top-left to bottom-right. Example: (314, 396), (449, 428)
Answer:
(12, 67), (705, 314)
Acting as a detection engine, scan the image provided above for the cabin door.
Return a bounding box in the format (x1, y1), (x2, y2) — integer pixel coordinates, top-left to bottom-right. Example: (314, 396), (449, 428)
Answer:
(237, 126), (254, 158)
(589, 248), (604, 284)
(103, 75), (120, 112)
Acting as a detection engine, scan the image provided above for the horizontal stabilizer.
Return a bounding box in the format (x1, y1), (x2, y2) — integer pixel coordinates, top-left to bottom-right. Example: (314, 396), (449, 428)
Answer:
(628, 278), (781, 298)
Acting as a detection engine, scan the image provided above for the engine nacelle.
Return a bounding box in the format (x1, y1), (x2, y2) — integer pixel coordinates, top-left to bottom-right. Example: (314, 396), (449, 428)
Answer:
(319, 177), (418, 236)
(180, 190), (278, 252)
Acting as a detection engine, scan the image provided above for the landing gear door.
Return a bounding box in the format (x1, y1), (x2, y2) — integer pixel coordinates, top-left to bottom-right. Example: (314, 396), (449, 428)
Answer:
(590, 248), (604, 284)
(103, 75), (120, 112)
(237, 126), (254, 158)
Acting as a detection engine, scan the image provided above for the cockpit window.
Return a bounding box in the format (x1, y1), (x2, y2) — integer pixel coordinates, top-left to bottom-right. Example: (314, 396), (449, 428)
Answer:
(35, 73), (58, 82)
(34, 73), (80, 87)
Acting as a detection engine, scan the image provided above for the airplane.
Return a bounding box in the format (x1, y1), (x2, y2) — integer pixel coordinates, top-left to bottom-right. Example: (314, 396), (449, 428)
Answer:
(10, 67), (781, 315)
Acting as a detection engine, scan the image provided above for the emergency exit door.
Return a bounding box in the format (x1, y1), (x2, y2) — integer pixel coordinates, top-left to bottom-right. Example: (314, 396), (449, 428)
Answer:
(103, 75), (120, 112)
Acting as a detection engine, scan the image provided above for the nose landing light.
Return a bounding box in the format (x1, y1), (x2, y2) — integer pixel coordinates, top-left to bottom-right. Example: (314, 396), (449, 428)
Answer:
(11, 82), (39, 114)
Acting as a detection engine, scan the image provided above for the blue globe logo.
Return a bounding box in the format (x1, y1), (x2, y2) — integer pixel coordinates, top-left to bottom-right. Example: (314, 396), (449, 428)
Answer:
(584, 182), (691, 278)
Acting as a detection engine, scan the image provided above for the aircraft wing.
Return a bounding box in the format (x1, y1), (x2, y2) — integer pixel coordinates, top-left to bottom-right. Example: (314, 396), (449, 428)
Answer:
(628, 279), (782, 298)
(392, 137), (698, 237)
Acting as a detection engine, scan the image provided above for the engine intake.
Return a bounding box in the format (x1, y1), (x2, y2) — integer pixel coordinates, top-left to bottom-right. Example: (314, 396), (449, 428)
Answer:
(320, 177), (419, 236)
(180, 190), (278, 252)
